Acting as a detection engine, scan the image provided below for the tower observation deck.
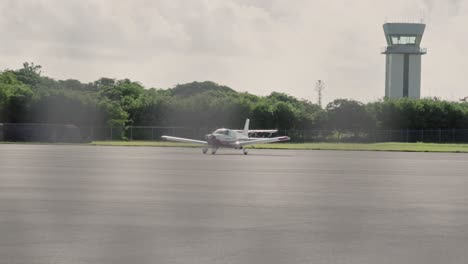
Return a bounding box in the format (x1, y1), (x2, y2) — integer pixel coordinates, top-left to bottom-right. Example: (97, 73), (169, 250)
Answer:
(382, 23), (426, 98)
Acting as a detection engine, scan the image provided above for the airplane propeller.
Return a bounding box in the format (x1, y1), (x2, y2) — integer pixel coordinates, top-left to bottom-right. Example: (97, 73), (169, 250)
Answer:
(205, 134), (217, 144)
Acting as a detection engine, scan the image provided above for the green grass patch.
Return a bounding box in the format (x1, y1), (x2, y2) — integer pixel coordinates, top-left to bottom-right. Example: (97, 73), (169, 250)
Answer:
(90, 141), (468, 153)
(249, 142), (468, 153)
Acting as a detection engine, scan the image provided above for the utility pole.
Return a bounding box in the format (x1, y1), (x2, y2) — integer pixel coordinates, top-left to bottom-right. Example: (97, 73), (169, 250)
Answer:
(315, 80), (325, 108)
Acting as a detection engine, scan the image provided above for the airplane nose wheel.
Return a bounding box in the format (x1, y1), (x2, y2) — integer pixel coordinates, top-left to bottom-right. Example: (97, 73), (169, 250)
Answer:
(202, 148), (208, 154)
(243, 148), (248, 155)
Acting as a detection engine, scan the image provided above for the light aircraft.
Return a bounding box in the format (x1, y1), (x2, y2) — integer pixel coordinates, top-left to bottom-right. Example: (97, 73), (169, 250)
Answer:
(161, 119), (290, 155)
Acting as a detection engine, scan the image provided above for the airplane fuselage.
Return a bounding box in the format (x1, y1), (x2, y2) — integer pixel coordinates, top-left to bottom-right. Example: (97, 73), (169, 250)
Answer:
(205, 129), (247, 149)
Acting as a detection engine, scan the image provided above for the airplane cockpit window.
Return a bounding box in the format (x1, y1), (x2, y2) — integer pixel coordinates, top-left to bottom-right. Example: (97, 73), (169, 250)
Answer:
(214, 129), (229, 135)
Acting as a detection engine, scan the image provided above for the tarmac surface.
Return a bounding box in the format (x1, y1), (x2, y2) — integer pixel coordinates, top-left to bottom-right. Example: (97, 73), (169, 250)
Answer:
(1, 144), (468, 264)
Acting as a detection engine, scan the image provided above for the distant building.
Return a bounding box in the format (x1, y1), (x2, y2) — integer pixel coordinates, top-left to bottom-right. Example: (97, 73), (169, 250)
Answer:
(382, 23), (426, 99)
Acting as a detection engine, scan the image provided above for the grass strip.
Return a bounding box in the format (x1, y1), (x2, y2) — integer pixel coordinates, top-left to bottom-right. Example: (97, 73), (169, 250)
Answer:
(90, 141), (468, 153)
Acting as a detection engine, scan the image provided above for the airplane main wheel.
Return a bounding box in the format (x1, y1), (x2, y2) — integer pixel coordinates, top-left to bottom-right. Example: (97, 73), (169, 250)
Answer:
(211, 148), (218, 155)
(202, 148), (208, 154)
(243, 149), (248, 155)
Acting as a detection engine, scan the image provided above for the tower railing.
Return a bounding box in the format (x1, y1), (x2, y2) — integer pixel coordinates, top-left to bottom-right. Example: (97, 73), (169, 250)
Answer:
(381, 46), (427, 54)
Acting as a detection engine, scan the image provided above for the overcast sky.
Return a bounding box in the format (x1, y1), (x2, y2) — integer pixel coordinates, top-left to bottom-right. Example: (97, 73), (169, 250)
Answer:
(1, 0), (467, 103)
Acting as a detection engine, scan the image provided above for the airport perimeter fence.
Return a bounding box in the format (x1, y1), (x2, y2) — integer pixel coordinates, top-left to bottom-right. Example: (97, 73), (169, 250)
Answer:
(2, 123), (468, 143)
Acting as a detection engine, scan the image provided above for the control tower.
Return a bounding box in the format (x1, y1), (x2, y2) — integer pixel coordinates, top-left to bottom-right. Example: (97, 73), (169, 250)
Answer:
(382, 23), (426, 98)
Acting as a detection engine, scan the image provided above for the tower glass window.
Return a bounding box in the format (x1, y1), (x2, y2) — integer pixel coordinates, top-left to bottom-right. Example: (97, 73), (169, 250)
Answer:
(390, 35), (417, 45)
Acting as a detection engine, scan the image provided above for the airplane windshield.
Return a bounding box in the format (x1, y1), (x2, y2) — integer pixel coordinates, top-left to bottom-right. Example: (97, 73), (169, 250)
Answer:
(213, 129), (229, 135)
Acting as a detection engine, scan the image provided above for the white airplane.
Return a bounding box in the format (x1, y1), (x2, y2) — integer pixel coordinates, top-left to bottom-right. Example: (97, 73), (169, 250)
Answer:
(161, 119), (290, 155)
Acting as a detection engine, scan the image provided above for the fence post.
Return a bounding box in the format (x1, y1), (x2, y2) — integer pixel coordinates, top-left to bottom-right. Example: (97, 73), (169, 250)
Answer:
(130, 126), (133, 141)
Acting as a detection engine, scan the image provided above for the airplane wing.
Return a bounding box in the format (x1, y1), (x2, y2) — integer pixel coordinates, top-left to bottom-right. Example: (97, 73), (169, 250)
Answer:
(161, 136), (208, 145)
(249, 130), (278, 133)
(234, 130), (278, 134)
(237, 136), (290, 146)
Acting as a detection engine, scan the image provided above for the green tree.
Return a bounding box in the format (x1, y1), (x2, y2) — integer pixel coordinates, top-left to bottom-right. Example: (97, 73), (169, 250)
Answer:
(251, 101), (274, 129)
(14, 62), (42, 87)
(0, 71), (34, 122)
(326, 99), (374, 130)
(170, 81), (235, 97)
(274, 102), (296, 130)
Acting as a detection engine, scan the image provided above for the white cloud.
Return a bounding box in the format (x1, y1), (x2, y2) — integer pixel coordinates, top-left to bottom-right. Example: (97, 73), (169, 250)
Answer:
(1, 0), (467, 102)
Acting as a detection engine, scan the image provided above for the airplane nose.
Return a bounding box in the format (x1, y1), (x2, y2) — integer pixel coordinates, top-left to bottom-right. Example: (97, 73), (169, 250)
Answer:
(205, 134), (216, 141)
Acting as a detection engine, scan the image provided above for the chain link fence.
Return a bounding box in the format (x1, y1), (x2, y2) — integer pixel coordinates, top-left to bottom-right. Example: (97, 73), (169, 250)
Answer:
(1, 123), (82, 143)
(2, 123), (468, 143)
(96, 126), (468, 143)
(280, 129), (468, 143)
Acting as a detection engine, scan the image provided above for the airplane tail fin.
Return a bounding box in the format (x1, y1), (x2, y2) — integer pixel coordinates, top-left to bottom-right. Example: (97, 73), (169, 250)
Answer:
(243, 118), (250, 136)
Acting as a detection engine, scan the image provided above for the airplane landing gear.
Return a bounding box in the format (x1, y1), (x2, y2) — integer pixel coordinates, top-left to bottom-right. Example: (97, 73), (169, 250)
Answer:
(243, 148), (248, 155)
(211, 148), (218, 155)
(202, 148), (208, 154)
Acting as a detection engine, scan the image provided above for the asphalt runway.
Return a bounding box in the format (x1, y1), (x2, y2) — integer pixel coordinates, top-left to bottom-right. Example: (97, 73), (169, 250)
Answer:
(1, 144), (468, 264)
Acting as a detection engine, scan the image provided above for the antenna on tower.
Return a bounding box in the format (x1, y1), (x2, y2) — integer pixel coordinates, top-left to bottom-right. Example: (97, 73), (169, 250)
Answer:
(315, 80), (325, 108)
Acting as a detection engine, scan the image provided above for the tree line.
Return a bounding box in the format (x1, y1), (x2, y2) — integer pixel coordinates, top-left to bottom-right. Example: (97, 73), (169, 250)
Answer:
(2, 63), (468, 137)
